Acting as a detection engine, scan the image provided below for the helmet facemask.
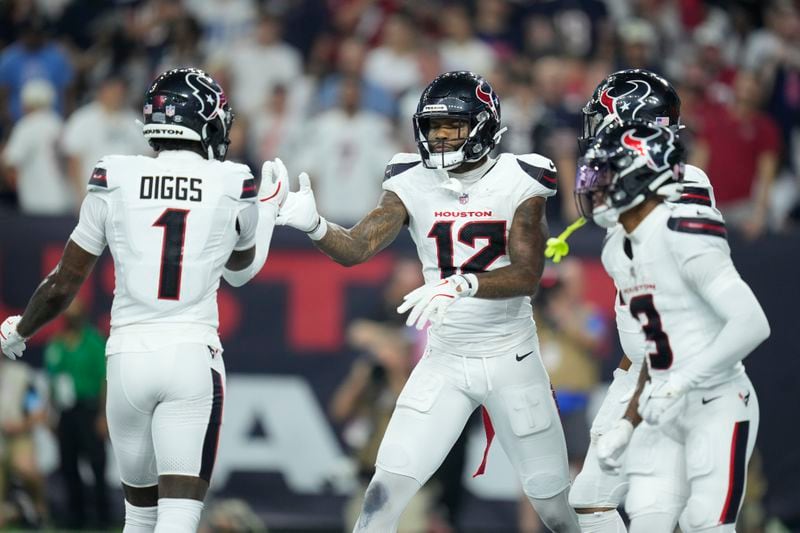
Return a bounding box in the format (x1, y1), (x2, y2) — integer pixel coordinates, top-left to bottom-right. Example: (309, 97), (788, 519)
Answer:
(414, 110), (503, 170)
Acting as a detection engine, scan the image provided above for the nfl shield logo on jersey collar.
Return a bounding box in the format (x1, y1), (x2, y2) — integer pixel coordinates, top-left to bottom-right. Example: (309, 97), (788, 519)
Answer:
(459, 193), (469, 204)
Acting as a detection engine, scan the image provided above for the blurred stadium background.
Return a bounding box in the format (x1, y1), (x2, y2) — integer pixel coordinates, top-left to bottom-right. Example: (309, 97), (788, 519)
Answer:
(1, 0), (799, 531)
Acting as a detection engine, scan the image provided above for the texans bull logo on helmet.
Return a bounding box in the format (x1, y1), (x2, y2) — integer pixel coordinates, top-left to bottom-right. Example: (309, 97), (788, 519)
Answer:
(185, 71), (227, 122)
(475, 81), (499, 121)
(599, 80), (654, 124)
(620, 126), (676, 172)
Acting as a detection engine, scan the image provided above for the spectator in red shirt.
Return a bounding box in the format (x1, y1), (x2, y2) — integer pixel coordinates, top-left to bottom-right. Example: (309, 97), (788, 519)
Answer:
(691, 70), (781, 239)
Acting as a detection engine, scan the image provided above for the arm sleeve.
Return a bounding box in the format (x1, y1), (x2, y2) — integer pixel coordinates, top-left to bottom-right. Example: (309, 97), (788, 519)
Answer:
(677, 247), (770, 386)
(69, 192), (108, 256)
(234, 202), (259, 251)
(223, 202), (277, 287)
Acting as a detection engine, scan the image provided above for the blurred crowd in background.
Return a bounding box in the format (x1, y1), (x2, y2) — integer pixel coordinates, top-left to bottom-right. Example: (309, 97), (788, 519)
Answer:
(0, 0), (797, 531)
(0, 0), (799, 234)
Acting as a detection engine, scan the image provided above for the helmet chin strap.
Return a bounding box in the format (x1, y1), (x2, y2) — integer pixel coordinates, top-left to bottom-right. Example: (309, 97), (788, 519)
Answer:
(201, 123), (214, 160)
(493, 126), (507, 146)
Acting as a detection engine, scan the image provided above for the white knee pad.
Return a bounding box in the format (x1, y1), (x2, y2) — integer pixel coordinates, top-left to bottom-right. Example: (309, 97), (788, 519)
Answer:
(519, 455), (570, 500)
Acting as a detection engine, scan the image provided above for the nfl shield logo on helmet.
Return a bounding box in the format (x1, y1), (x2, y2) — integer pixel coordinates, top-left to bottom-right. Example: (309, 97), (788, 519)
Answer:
(165, 105), (176, 117)
(459, 193), (469, 205)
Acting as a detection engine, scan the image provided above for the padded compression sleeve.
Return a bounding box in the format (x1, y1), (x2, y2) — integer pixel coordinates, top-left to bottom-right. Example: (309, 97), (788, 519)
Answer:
(677, 248), (770, 385)
(223, 203), (277, 287)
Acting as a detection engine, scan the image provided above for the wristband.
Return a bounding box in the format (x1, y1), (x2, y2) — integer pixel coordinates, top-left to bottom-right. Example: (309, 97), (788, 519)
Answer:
(307, 216), (328, 241)
(455, 273), (479, 297)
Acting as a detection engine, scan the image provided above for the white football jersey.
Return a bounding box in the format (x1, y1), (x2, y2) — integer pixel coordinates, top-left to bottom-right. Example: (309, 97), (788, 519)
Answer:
(602, 201), (744, 387)
(612, 164), (719, 365)
(383, 152), (557, 357)
(70, 150), (258, 353)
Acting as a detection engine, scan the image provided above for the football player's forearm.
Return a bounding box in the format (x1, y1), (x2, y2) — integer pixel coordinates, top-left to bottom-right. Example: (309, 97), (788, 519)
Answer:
(17, 269), (82, 338)
(473, 196), (547, 299)
(473, 265), (540, 298)
(313, 223), (373, 266)
(314, 196), (406, 266)
(17, 241), (97, 338)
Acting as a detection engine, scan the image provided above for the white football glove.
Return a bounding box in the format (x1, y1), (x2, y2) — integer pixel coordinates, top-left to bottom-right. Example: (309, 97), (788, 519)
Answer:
(276, 172), (326, 238)
(0, 315), (26, 360)
(397, 274), (478, 330)
(259, 157), (289, 209)
(596, 418), (634, 474)
(638, 374), (690, 425)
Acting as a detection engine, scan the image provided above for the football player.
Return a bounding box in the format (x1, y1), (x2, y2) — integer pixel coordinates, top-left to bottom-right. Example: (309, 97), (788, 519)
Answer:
(277, 71), (580, 532)
(575, 119), (769, 532)
(568, 69), (720, 533)
(0, 68), (286, 533)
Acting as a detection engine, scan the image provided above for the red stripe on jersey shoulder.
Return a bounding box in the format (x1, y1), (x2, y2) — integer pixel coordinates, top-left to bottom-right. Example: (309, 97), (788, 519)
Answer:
(667, 216), (727, 239)
(675, 186), (712, 207)
(89, 167), (108, 188)
(516, 158), (557, 190)
(240, 177), (257, 199)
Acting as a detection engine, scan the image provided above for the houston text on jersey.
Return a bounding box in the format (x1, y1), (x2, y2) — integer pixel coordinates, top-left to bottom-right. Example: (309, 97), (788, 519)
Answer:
(433, 210), (493, 217)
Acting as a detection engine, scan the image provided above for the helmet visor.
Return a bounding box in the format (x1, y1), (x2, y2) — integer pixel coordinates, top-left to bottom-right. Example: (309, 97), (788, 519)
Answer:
(574, 158), (614, 219)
